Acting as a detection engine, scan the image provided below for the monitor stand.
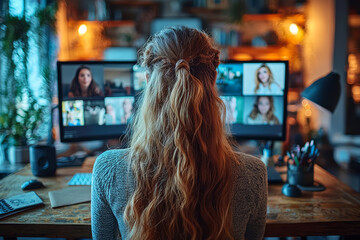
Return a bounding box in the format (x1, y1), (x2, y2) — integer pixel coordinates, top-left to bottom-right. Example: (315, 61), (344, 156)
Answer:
(258, 140), (284, 184)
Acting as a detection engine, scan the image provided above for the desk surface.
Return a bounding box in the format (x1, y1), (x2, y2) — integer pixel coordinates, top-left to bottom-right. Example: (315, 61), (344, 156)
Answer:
(1, 158), (360, 238)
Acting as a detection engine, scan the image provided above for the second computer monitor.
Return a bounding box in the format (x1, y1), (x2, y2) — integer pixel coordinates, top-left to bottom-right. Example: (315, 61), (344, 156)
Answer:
(217, 60), (288, 140)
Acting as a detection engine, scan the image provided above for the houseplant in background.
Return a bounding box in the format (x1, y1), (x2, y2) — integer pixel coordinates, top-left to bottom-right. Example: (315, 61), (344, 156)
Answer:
(0, 3), (57, 165)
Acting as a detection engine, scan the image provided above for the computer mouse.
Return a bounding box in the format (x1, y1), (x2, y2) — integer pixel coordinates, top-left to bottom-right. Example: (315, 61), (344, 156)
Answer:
(21, 179), (45, 190)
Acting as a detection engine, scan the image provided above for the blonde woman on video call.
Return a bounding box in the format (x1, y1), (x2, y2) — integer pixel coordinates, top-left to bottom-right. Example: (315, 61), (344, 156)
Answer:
(246, 96), (280, 125)
(254, 63), (283, 95)
(91, 26), (267, 240)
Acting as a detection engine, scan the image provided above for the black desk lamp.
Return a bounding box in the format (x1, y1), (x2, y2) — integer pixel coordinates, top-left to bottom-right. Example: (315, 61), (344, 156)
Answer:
(301, 72), (341, 113)
(282, 72), (341, 197)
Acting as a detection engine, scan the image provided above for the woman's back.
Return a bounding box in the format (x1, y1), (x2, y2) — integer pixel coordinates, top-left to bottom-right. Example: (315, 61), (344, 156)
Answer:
(91, 26), (267, 240)
(92, 149), (267, 240)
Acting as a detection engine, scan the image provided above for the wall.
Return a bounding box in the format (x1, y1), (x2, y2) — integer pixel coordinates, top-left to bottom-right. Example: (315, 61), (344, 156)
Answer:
(303, 0), (335, 132)
(331, 0), (348, 138)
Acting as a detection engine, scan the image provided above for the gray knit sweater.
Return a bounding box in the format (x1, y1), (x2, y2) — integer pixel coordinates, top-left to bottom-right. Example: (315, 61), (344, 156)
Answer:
(91, 149), (267, 240)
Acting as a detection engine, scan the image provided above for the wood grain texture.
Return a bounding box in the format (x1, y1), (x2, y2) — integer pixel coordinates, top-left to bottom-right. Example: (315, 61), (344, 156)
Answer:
(0, 157), (96, 238)
(265, 165), (360, 237)
(1, 159), (360, 238)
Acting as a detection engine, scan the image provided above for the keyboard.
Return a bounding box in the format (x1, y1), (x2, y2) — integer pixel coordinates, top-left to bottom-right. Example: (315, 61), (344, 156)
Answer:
(67, 169), (282, 185)
(267, 167), (283, 183)
(68, 173), (92, 186)
(57, 156), (86, 168)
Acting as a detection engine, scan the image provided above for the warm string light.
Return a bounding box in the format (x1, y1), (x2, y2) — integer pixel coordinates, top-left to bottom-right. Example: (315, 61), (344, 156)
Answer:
(78, 24), (87, 36)
(352, 85), (360, 103)
(289, 23), (299, 35)
(302, 99), (312, 117)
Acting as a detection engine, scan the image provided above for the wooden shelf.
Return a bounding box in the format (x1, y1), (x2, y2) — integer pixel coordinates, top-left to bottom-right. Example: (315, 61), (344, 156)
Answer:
(349, 14), (360, 27)
(186, 7), (229, 21)
(186, 8), (305, 24)
(227, 46), (290, 60)
(242, 13), (305, 24)
(67, 20), (135, 27)
(109, 1), (159, 7)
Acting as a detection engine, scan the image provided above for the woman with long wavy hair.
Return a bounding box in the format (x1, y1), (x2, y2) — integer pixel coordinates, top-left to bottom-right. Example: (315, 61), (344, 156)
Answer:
(246, 96), (280, 125)
(91, 26), (267, 240)
(254, 64), (282, 95)
(68, 65), (103, 97)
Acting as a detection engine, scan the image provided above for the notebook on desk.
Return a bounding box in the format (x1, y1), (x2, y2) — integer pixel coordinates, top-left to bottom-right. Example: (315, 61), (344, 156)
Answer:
(48, 186), (91, 208)
(0, 192), (44, 219)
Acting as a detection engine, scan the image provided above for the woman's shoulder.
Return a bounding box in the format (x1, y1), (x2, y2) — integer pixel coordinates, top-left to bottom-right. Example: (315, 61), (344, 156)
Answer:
(247, 114), (262, 124)
(233, 152), (267, 180)
(239, 152), (266, 169)
(270, 82), (283, 94)
(93, 148), (130, 178)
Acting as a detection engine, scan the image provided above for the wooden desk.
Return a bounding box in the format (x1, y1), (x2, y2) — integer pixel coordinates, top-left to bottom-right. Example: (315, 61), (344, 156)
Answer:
(0, 157), (95, 239)
(1, 160), (360, 238)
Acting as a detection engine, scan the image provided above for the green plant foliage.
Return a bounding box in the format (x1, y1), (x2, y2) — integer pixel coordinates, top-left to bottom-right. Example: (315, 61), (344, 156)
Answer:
(0, 2), (57, 146)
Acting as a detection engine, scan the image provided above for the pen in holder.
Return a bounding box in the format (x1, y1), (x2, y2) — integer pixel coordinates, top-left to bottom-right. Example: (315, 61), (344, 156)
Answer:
(282, 140), (325, 197)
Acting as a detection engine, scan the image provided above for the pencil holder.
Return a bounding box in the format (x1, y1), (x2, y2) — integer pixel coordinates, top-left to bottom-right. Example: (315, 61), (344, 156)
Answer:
(287, 163), (314, 186)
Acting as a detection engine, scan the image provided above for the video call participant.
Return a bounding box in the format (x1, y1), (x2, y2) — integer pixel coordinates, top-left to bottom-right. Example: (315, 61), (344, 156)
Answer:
(105, 104), (117, 125)
(246, 96), (280, 125)
(254, 64), (283, 95)
(68, 66), (103, 98)
(91, 26), (267, 240)
(66, 110), (80, 126)
(120, 98), (133, 124)
(223, 96), (239, 124)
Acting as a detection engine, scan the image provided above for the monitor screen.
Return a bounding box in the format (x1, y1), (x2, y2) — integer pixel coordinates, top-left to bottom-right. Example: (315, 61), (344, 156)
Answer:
(57, 60), (288, 142)
(57, 61), (145, 142)
(217, 60), (288, 140)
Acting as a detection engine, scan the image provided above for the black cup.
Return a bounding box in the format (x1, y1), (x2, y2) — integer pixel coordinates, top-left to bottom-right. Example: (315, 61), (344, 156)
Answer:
(30, 145), (56, 177)
(287, 164), (314, 186)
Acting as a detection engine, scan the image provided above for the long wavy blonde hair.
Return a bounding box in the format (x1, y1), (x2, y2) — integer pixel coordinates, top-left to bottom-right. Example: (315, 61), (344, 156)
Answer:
(254, 64), (275, 94)
(124, 26), (239, 240)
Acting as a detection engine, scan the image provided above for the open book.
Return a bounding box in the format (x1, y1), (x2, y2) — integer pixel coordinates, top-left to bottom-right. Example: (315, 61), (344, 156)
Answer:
(0, 191), (44, 219)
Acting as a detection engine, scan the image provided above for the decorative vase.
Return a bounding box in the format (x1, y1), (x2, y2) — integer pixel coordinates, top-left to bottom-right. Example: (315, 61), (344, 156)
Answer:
(8, 145), (30, 165)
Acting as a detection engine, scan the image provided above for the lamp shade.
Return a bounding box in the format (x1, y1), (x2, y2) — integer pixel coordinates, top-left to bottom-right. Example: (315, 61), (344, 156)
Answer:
(301, 72), (341, 113)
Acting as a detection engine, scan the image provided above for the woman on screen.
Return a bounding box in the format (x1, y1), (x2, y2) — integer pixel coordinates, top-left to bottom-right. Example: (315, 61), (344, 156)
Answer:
(120, 98), (133, 124)
(66, 110), (80, 126)
(105, 104), (117, 125)
(246, 96), (280, 125)
(254, 64), (283, 95)
(91, 27), (267, 240)
(223, 96), (238, 124)
(68, 66), (103, 97)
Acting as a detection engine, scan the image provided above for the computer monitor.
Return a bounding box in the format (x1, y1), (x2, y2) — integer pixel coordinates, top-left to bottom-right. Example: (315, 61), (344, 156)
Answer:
(57, 60), (288, 142)
(217, 60), (288, 140)
(57, 61), (145, 142)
